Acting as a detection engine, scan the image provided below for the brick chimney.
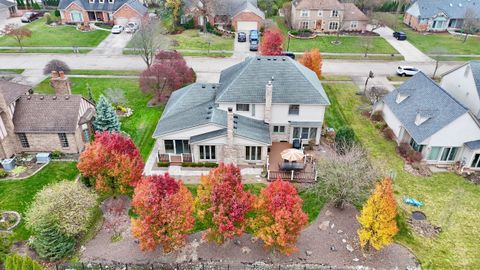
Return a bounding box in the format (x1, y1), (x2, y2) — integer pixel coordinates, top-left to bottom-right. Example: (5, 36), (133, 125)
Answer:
(223, 107), (237, 164)
(50, 70), (72, 95)
(264, 80), (273, 124)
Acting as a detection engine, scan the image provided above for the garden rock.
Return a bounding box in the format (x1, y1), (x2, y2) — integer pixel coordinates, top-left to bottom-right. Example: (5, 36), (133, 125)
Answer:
(325, 210), (333, 217)
(330, 223), (335, 229)
(346, 244), (354, 252)
(318, 220), (330, 230)
(353, 258), (359, 262)
(250, 236), (259, 243)
(342, 239), (347, 243)
(241, 246), (251, 254)
(234, 239), (241, 246)
(337, 229), (343, 234)
(330, 246), (336, 252)
(305, 250), (313, 256)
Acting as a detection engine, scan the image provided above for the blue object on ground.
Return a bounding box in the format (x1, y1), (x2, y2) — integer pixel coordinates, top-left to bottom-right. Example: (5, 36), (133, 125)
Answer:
(404, 198), (423, 207)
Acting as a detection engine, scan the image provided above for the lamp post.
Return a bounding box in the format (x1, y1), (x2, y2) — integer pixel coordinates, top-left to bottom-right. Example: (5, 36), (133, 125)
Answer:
(364, 70), (374, 95)
(287, 34), (291, 51)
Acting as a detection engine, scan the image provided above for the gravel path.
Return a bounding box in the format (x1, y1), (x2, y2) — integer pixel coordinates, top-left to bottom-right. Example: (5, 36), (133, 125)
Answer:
(81, 203), (418, 269)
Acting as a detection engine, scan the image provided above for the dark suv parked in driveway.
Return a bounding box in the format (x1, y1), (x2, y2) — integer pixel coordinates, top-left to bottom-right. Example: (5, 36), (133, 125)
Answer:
(237, 32), (246, 42)
(21, 12), (41, 23)
(393, 31), (407, 40)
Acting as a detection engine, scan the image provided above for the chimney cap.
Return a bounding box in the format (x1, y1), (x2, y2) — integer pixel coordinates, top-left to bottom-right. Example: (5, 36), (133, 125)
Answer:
(228, 107), (233, 113)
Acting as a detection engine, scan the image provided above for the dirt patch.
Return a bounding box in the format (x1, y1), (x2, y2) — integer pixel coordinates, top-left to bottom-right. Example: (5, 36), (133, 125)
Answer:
(407, 219), (441, 238)
(81, 203), (418, 269)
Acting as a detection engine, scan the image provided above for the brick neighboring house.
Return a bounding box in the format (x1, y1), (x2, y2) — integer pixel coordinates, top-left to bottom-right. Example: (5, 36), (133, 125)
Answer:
(290, 0), (368, 33)
(183, 0), (265, 31)
(0, 73), (95, 159)
(58, 0), (148, 26)
(404, 0), (480, 32)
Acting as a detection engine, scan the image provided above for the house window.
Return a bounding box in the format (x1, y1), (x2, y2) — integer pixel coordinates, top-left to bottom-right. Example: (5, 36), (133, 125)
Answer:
(409, 138), (423, 152)
(301, 21), (309, 29)
(236, 104), (250, 112)
(18, 133), (29, 148)
(199, 145), (216, 160)
(331, 10), (339, 17)
(246, 146), (262, 161)
(350, 21), (358, 28)
(293, 127), (317, 140)
(301, 10), (309, 17)
(58, 133), (69, 148)
(288, 104), (300, 115)
(427, 147), (441, 161)
(329, 21), (339, 30)
(164, 140), (174, 153)
(83, 128), (90, 142)
(70, 11), (83, 22)
(440, 147), (458, 161)
(99, 0), (104, 3)
(273, 125), (286, 133)
(317, 10), (322, 16)
(471, 153), (480, 168)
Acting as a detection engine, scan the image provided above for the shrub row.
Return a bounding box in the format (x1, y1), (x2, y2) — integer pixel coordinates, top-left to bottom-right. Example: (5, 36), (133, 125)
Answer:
(157, 162), (170, 167)
(181, 162), (218, 168)
(397, 143), (422, 163)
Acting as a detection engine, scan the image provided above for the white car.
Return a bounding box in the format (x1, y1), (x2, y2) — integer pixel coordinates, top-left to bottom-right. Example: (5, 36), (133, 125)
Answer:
(397, 66), (420, 76)
(125, 22), (139, 33)
(111, 25), (124, 34)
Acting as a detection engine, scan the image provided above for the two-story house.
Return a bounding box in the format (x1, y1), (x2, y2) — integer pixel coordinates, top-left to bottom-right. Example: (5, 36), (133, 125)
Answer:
(0, 72), (95, 159)
(290, 0), (368, 32)
(151, 56), (330, 167)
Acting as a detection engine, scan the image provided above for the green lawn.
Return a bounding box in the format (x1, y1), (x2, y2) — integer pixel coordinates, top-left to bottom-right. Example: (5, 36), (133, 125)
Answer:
(273, 16), (398, 54)
(0, 162), (79, 240)
(323, 83), (480, 269)
(69, 70), (141, 76)
(34, 78), (162, 159)
(388, 14), (480, 55)
(0, 69), (24, 74)
(0, 18), (109, 47)
(170, 30), (234, 51)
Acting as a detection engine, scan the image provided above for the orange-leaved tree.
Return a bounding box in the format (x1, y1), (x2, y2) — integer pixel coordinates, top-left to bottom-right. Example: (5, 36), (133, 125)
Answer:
(131, 174), (194, 252)
(77, 131), (144, 195)
(195, 163), (254, 244)
(249, 178), (308, 255)
(260, 28), (284, 56)
(357, 177), (399, 251)
(299, 48), (323, 79)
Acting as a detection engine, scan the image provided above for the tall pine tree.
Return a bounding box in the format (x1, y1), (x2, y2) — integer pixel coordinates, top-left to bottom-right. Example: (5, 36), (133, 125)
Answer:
(93, 95), (121, 132)
(31, 223), (75, 260)
(357, 177), (399, 251)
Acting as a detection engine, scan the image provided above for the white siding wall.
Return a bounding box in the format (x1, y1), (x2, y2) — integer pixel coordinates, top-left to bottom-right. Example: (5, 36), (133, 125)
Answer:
(441, 64), (480, 117)
(382, 103), (404, 142)
(155, 124), (223, 153)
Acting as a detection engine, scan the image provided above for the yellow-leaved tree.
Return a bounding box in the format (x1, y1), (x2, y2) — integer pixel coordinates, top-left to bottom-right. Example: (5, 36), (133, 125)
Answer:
(357, 177), (398, 251)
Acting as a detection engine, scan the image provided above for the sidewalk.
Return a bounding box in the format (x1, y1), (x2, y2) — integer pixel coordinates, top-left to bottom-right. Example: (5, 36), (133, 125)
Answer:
(372, 26), (433, 62)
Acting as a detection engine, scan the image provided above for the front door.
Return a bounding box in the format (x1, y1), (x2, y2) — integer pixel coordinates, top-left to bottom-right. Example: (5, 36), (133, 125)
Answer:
(315, 20), (322, 30)
(95, 12), (104, 21)
(88, 11), (96, 21)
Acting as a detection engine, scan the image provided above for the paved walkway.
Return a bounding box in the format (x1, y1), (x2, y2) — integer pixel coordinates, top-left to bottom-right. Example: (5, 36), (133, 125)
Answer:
(373, 26), (433, 62)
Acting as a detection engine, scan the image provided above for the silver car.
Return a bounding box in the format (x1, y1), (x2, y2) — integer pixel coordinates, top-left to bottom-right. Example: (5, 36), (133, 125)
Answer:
(125, 22), (139, 33)
(111, 25), (124, 34)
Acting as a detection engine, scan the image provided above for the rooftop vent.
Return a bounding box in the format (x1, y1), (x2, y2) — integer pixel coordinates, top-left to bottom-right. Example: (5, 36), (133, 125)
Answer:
(208, 106), (213, 110)
(52, 96), (57, 100)
(205, 116), (211, 120)
(27, 95), (31, 100)
(415, 111), (432, 126)
(201, 84), (206, 88)
(449, 3), (453, 7)
(65, 95), (69, 100)
(39, 96), (44, 100)
(256, 57), (261, 60)
(233, 115), (239, 119)
(396, 92), (409, 104)
(282, 58), (286, 61)
(459, 3), (462, 7)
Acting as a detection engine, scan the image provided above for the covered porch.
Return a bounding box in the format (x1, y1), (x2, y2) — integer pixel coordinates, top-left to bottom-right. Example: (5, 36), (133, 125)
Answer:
(267, 142), (317, 183)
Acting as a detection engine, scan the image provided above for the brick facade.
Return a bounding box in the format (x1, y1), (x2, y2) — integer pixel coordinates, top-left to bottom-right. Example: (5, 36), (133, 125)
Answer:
(16, 131), (86, 154)
(60, 2), (144, 25)
(61, 2), (90, 24)
(232, 11), (264, 30)
(404, 12), (428, 31)
(113, 4), (144, 25)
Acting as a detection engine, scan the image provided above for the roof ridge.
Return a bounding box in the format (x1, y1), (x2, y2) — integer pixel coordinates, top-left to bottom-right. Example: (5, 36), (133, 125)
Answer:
(216, 57), (255, 102)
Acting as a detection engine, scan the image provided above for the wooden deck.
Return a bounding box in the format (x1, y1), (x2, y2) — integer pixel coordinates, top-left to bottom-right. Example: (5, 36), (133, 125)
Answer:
(267, 142), (317, 183)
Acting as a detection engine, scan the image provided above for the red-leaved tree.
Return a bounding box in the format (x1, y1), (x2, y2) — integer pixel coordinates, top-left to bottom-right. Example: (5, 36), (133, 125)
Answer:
(260, 28), (284, 56)
(131, 174), (194, 252)
(195, 163), (254, 244)
(77, 132), (144, 195)
(139, 50), (195, 104)
(249, 178), (308, 255)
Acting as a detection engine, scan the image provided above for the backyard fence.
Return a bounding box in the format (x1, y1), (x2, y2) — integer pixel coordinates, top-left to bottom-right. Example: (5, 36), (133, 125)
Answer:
(56, 262), (336, 270)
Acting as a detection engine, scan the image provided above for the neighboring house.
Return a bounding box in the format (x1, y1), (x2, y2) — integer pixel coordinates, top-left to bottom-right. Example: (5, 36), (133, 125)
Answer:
(290, 0), (368, 32)
(404, 0), (480, 32)
(441, 61), (480, 118)
(0, 72), (95, 159)
(183, 0), (265, 31)
(152, 56), (330, 167)
(376, 72), (480, 170)
(58, 0), (147, 26)
(0, 0), (17, 20)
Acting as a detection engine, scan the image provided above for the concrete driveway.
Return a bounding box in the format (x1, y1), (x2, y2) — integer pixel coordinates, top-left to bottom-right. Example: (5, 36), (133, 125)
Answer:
(232, 32), (257, 59)
(373, 26), (433, 62)
(89, 31), (133, 56)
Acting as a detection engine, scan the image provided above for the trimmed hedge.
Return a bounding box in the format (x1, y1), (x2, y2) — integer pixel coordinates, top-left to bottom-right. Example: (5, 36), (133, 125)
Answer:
(181, 162), (218, 168)
(157, 162), (170, 167)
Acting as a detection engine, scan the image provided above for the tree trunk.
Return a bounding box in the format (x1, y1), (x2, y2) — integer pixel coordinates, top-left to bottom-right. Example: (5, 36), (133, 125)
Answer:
(463, 33), (468, 43)
(432, 60), (439, 79)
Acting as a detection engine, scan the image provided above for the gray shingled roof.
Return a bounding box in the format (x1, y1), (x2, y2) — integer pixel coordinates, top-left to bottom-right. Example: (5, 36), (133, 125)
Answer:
(13, 94), (92, 133)
(58, 0), (147, 14)
(0, 81), (31, 105)
(190, 128), (227, 143)
(465, 139), (480, 150)
(153, 83), (271, 144)
(231, 0), (265, 19)
(471, 61), (480, 101)
(383, 72), (468, 143)
(412, 0), (480, 19)
(216, 56), (330, 105)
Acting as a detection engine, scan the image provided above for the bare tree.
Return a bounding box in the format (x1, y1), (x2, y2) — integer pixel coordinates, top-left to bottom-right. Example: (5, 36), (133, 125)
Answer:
(366, 86), (389, 105)
(131, 19), (161, 68)
(0, 24), (32, 50)
(428, 47), (448, 79)
(461, 10), (480, 43)
(360, 35), (374, 57)
(309, 143), (379, 209)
